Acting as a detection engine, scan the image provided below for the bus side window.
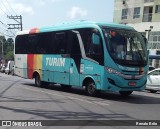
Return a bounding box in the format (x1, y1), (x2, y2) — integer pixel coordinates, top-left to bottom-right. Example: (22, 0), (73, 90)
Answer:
(38, 32), (52, 54)
(70, 33), (81, 55)
(69, 31), (82, 72)
(15, 35), (27, 54)
(28, 35), (38, 54)
(54, 32), (68, 54)
(80, 28), (104, 65)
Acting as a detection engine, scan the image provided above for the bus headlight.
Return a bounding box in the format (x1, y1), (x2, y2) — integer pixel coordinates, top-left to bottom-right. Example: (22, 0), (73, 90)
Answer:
(105, 67), (120, 75)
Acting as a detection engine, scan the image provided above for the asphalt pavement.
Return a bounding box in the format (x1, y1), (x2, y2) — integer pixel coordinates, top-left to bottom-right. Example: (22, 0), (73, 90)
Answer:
(0, 73), (160, 129)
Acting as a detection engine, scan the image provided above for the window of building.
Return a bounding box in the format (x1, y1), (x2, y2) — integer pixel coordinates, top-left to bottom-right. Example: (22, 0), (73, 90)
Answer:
(148, 31), (160, 49)
(121, 9), (128, 19)
(133, 7), (140, 19)
(143, 6), (153, 22)
(155, 5), (160, 13)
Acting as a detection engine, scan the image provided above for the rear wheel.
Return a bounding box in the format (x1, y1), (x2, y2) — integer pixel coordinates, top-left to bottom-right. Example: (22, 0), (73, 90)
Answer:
(85, 81), (97, 96)
(35, 74), (42, 87)
(35, 74), (48, 87)
(119, 91), (133, 97)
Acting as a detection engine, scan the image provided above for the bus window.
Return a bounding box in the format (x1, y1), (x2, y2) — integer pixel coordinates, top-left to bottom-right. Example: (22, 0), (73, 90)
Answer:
(15, 35), (27, 54)
(103, 28), (147, 66)
(109, 32), (127, 60)
(28, 35), (38, 54)
(78, 28), (104, 65)
(38, 32), (52, 54)
(69, 31), (82, 72)
(54, 32), (68, 54)
(70, 33), (81, 55)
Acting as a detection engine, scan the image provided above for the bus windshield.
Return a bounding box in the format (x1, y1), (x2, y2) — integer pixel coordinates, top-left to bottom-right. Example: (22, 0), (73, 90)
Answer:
(102, 28), (148, 66)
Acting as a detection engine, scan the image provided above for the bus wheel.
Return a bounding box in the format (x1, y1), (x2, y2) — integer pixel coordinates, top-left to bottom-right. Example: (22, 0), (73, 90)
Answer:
(150, 90), (157, 93)
(35, 74), (43, 87)
(119, 91), (133, 97)
(86, 81), (97, 96)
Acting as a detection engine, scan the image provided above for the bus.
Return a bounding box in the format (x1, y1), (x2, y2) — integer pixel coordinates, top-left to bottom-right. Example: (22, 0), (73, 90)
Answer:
(15, 21), (148, 96)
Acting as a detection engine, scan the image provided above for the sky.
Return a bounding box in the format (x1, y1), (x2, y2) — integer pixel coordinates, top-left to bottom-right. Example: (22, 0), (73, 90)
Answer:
(0, 0), (115, 37)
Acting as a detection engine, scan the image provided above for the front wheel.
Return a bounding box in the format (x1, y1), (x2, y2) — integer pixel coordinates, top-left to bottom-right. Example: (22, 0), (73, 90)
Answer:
(119, 91), (133, 97)
(149, 90), (157, 93)
(85, 81), (97, 96)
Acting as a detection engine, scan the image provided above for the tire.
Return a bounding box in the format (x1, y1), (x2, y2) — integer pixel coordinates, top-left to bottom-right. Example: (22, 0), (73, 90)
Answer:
(119, 91), (133, 97)
(11, 71), (14, 76)
(35, 74), (49, 87)
(35, 74), (42, 87)
(150, 90), (157, 93)
(85, 81), (97, 96)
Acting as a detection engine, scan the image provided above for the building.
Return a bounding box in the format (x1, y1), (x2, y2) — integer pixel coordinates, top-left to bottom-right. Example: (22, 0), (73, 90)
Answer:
(113, 0), (160, 68)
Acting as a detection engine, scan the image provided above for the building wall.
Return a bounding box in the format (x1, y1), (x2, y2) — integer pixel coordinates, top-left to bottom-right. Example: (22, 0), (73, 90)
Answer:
(114, 0), (160, 68)
(114, 0), (160, 23)
(152, 0), (160, 21)
(114, 0), (143, 23)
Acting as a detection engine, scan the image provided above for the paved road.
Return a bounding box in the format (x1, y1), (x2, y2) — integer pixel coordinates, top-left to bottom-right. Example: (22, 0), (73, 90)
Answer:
(0, 73), (160, 129)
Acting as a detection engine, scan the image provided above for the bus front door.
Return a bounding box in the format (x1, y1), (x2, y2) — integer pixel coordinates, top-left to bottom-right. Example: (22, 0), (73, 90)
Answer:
(70, 59), (80, 86)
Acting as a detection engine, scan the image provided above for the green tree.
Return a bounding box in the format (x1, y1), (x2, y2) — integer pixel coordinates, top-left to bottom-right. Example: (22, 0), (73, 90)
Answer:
(0, 36), (14, 61)
(0, 36), (6, 59)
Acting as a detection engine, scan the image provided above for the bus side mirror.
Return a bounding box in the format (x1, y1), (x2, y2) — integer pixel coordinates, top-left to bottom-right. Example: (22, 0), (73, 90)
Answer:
(92, 33), (100, 45)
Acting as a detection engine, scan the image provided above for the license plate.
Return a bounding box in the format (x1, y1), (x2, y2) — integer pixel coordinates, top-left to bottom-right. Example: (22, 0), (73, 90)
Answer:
(128, 82), (136, 86)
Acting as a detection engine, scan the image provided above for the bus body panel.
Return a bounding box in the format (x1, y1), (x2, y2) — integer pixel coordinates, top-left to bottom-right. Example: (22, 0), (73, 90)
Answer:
(80, 59), (103, 90)
(15, 54), (28, 78)
(70, 58), (80, 86)
(103, 69), (147, 92)
(27, 54), (43, 79)
(42, 55), (70, 84)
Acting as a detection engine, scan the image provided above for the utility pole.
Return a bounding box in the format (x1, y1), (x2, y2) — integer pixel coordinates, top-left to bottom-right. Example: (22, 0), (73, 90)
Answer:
(145, 26), (153, 40)
(7, 15), (23, 31)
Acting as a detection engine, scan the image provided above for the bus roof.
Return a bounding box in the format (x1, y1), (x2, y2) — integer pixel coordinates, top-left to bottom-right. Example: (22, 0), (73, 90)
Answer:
(16, 20), (135, 35)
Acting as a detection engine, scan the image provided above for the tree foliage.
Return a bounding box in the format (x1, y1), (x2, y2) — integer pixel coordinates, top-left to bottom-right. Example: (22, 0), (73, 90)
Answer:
(0, 36), (14, 61)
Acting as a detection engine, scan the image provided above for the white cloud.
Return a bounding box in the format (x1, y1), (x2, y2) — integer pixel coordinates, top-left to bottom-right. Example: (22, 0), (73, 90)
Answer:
(34, 0), (63, 6)
(34, 0), (45, 6)
(0, 0), (34, 15)
(50, 0), (63, 2)
(13, 3), (34, 15)
(67, 6), (87, 19)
